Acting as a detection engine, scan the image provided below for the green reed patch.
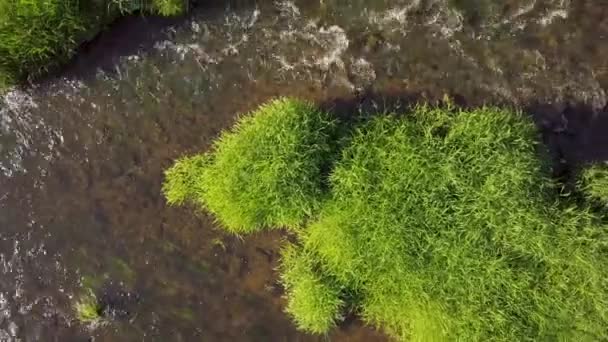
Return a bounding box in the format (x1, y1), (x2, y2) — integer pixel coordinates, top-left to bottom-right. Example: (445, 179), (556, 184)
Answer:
(279, 244), (344, 334)
(151, 0), (185, 16)
(0, 0), (86, 86)
(579, 162), (608, 204)
(163, 98), (337, 233)
(164, 99), (608, 340)
(304, 106), (608, 340)
(0, 0), (186, 89)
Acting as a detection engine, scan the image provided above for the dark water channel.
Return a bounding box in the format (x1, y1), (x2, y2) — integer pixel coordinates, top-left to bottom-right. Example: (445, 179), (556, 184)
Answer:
(0, 0), (607, 340)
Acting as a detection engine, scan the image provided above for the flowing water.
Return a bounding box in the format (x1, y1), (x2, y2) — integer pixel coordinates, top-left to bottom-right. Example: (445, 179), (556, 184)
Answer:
(0, 0), (607, 340)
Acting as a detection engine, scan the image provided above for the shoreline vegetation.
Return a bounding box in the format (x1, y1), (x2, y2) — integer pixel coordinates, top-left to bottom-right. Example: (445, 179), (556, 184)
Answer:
(164, 97), (608, 341)
(0, 0), (187, 90)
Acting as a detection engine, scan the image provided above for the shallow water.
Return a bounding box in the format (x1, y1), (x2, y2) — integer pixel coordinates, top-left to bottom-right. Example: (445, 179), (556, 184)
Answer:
(0, 0), (607, 340)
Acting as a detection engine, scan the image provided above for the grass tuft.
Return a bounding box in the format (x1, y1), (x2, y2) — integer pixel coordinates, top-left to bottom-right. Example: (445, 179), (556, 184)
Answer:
(279, 244), (344, 334)
(579, 162), (608, 204)
(0, 0), (186, 89)
(163, 154), (210, 206)
(152, 0), (184, 16)
(163, 98), (337, 234)
(0, 0), (85, 85)
(165, 100), (608, 340)
(74, 290), (103, 324)
(304, 106), (608, 340)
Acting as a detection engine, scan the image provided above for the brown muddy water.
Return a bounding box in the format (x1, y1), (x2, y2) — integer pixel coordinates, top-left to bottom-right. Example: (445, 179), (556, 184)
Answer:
(0, 0), (607, 340)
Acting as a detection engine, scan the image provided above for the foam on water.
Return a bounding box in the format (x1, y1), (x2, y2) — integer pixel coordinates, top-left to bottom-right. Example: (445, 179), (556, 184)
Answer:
(0, 231), (67, 341)
(0, 87), (66, 179)
(154, 40), (218, 65)
(507, 0), (537, 21)
(538, 9), (568, 26)
(275, 0), (300, 18)
(314, 26), (349, 71)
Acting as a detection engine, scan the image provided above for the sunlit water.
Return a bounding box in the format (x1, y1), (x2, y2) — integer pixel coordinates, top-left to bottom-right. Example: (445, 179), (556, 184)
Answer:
(0, 0), (606, 340)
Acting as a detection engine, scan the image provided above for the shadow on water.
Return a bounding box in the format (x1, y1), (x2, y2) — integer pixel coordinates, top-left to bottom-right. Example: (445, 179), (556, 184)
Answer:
(530, 101), (608, 190)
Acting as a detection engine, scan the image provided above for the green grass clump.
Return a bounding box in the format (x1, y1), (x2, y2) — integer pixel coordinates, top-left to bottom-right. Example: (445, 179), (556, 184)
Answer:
(166, 100), (608, 340)
(279, 244), (344, 334)
(163, 154), (210, 206)
(163, 98), (337, 233)
(579, 162), (608, 204)
(74, 290), (103, 324)
(0, 0), (86, 85)
(110, 0), (185, 16)
(304, 106), (608, 340)
(151, 0), (184, 16)
(0, 0), (186, 89)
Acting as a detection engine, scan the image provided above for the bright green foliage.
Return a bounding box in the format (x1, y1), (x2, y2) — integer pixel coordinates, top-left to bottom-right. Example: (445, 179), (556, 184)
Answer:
(279, 244), (344, 334)
(579, 162), (608, 203)
(0, 0), (186, 89)
(304, 106), (608, 340)
(163, 154), (210, 206)
(166, 101), (608, 340)
(74, 290), (103, 324)
(0, 0), (86, 85)
(163, 98), (337, 233)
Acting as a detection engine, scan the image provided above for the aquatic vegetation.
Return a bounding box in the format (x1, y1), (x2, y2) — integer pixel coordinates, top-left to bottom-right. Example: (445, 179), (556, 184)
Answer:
(165, 99), (608, 340)
(279, 244), (344, 334)
(81, 274), (105, 293)
(210, 237), (226, 251)
(172, 307), (196, 322)
(152, 0), (185, 16)
(579, 162), (608, 203)
(0, 0), (87, 86)
(109, 257), (137, 289)
(163, 98), (337, 233)
(0, 0), (186, 89)
(74, 290), (103, 324)
(163, 154), (210, 206)
(110, 0), (185, 15)
(304, 107), (608, 340)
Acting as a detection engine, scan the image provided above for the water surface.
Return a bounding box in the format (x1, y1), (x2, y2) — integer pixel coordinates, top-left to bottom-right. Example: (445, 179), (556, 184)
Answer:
(0, 0), (606, 340)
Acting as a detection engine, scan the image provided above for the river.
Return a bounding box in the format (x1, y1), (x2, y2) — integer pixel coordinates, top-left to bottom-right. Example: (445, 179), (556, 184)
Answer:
(0, 0), (606, 340)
